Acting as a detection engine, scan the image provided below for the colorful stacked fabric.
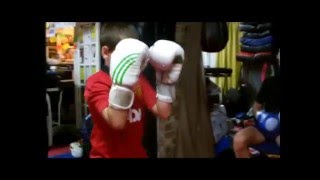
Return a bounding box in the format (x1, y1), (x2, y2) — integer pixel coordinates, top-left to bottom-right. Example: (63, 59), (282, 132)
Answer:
(237, 22), (276, 63)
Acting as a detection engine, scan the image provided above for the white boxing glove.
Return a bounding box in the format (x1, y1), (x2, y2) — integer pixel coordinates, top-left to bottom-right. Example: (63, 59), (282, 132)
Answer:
(109, 38), (149, 110)
(149, 40), (184, 103)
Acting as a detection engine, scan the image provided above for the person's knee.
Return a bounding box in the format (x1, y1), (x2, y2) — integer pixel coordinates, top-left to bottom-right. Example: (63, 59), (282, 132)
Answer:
(233, 133), (249, 151)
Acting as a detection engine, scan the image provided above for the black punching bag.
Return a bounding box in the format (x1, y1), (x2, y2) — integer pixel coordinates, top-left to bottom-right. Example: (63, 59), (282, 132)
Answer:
(134, 22), (157, 47)
(201, 22), (228, 52)
(155, 22), (176, 41)
(133, 22), (176, 158)
(133, 22), (157, 158)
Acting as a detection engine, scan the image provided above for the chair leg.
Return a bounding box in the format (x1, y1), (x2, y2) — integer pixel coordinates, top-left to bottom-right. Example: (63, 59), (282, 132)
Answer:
(58, 90), (63, 126)
(46, 93), (53, 147)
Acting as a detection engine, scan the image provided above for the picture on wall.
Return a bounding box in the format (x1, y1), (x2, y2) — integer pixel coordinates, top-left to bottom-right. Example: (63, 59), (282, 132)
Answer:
(91, 44), (96, 59)
(80, 47), (84, 64)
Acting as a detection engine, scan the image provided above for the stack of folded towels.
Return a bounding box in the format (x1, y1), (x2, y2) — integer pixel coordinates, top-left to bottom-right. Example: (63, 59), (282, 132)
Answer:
(237, 22), (275, 62)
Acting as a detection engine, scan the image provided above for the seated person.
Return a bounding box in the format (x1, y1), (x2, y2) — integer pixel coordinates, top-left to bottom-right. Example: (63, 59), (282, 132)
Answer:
(233, 57), (280, 158)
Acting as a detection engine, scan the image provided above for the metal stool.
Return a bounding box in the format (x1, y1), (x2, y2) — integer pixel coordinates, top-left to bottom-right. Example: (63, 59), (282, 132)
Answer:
(46, 93), (53, 146)
(46, 87), (63, 147)
(46, 87), (63, 126)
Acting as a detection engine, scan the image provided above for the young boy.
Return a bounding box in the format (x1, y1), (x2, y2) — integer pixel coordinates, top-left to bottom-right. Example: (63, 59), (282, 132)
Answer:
(233, 56), (280, 158)
(84, 23), (184, 158)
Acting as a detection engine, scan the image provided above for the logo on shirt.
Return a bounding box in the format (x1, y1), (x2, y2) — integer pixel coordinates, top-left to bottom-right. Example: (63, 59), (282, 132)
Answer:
(133, 85), (142, 98)
(128, 108), (142, 123)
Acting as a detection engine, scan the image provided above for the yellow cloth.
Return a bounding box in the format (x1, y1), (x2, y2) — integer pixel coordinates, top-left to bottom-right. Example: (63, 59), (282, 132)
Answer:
(216, 22), (243, 94)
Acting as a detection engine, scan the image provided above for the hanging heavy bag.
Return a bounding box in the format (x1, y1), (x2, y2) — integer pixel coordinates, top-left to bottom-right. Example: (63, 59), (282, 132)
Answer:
(201, 22), (229, 52)
(133, 22), (176, 158)
(134, 22), (157, 47)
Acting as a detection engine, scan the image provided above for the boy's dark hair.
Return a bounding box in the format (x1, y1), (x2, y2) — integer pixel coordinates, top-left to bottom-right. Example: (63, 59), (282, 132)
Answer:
(100, 23), (139, 51)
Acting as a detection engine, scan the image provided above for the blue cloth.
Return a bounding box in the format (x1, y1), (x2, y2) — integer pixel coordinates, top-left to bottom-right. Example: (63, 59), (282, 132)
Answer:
(49, 153), (75, 158)
(252, 142), (280, 155)
(235, 112), (246, 119)
(80, 114), (93, 145)
(239, 24), (256, 32)
(255, 125), (279, 141)
(241, 36), (273, 46)
(215, 136), (233, 155)
(46, 70), (57, 75)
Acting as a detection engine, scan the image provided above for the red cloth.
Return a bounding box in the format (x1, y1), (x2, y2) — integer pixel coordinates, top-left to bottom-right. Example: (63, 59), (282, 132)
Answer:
(236, 51), (273, 63)
(237, 51), (272, 57)
(48, 146), (70, 157)
(84, 71), (157, 158)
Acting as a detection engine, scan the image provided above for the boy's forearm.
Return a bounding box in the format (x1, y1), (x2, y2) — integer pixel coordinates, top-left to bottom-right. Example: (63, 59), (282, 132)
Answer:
(154, 100), (172, 120)
(102, 107), (129, 130)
